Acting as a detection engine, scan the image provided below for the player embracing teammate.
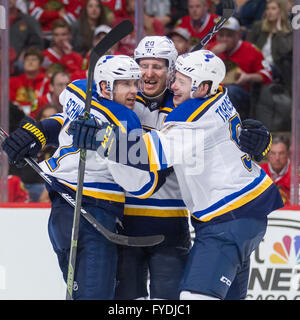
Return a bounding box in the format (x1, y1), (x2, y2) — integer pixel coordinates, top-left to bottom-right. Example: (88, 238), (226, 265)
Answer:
(69, 40), (281, 299)
(1, 31), (281, 299)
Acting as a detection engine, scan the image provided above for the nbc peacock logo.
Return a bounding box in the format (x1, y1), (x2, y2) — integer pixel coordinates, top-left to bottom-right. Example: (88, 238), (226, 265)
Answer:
(270, 235), (300, 265)
(247, 216), (300, 299)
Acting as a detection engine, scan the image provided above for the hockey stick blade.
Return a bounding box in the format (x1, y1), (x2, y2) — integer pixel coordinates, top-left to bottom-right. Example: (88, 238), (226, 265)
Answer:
(0, 127), (164, 247)
(191, 0), (235, 52)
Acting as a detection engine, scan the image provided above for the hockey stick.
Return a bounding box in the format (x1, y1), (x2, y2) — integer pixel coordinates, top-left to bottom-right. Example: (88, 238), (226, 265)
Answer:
(0, 129), (164, 254)
(67, 19), (136, 300)
(191, 0), (235, 52)
(64, 20), (120, 299)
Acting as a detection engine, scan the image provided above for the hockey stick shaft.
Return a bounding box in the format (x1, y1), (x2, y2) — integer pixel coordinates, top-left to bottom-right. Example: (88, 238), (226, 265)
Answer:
(0, 128), (164, 294)
(67, 20), (135, 300)
(191, 0), (235, 52)
(0, 127), (163, 244)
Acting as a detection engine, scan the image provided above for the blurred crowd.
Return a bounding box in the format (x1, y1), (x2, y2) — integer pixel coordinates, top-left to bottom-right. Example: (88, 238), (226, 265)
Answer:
(5, 0), (295, 204)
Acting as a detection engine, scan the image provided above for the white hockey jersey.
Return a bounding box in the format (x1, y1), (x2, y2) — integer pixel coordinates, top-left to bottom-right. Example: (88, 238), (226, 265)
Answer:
(142, 87), (283, 223)
(39, 79), (158, 204)
(121, 91), (190, 242)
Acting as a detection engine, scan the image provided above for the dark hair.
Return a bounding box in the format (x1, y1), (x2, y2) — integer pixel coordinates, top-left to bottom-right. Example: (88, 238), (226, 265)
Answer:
(52, 19), (71, 33)
(36, 104), (61, 121)
(80, 0), (108, 25)
(50, 71), (70, 85)
(201, 80), (213, 95)
(24, 46), (44, 64)
(78, 0), (109, 55)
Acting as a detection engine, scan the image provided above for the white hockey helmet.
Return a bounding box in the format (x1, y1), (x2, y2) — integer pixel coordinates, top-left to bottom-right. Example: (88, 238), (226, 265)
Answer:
(175, 50), (226, 97)
(134, 36), (178, 79)
(94, 55), (141, 99)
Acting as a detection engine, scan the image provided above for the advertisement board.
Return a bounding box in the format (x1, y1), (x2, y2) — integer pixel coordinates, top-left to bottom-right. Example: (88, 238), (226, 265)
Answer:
(247, 210), (300, 300)
(0, 206), (299, 299)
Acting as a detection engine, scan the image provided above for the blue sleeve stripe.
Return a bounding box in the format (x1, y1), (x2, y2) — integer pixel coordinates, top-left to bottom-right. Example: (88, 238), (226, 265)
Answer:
(45, 144), (79, 172)
(128, 171), (158, 198)
(62, 180), (123, 192)
(192, 169), (274, 222)
(125, 197), (186, 207)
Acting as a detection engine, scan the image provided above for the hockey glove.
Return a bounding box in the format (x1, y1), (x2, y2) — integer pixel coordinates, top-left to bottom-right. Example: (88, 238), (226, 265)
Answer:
(69, 117), (118, 157)
(239, 119), (272, 162)
(1, 117), (47, 167)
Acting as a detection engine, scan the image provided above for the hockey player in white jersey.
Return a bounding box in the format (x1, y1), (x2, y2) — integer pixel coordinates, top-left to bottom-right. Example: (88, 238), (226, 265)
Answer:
(71, 37), (192, 300)
(71, 44), (275, 300)
(135, 50), (284, 299)
(115, 36), (191, 300)
(71, 49), (282, 300)
(1, 55), (160, 299)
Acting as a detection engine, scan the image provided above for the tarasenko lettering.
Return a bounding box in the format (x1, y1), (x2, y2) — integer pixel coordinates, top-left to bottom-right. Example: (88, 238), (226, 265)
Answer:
(215, 94), (235, 122)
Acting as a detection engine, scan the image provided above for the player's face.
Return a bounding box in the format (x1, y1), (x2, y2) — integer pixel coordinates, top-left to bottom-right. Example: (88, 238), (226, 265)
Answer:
(188, 0), (207, 21)
(171, 71), (192, 105)
(113, 79), (139, 109)
(268, 142), (289, 173)
(138, 58), (168, 97)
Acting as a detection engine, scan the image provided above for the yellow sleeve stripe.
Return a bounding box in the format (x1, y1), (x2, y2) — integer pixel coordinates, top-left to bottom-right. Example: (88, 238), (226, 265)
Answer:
(63, 182), (125, 203)
(68, 83), (126, 133)
(50, 116), (64, 126)
(187, 86), (224, 122)
(143, 133), (159, 172)
(124, 207), (189, 217)
(136, 95), (146, 104)
(160, 107), (173, 113)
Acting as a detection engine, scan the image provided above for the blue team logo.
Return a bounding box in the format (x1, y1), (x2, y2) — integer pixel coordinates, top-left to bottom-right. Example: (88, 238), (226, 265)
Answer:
(102, 56), (114, 63)
(204, 54), (215, 62)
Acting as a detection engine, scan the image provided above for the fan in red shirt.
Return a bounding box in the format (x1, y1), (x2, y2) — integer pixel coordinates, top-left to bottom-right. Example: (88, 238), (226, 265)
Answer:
(175, 0), (219, 48)
(8, 175), (29, 202)
(70, 24), (121, 81)
(260, 135), (291, 205)
(38, 70), (70, 110)
(28, 0), (83, 42)
(42, 19), (83, 77)
(207, 16), (272, 119)
(9, 46), (49, 119)
(112, 0), (164, 57)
